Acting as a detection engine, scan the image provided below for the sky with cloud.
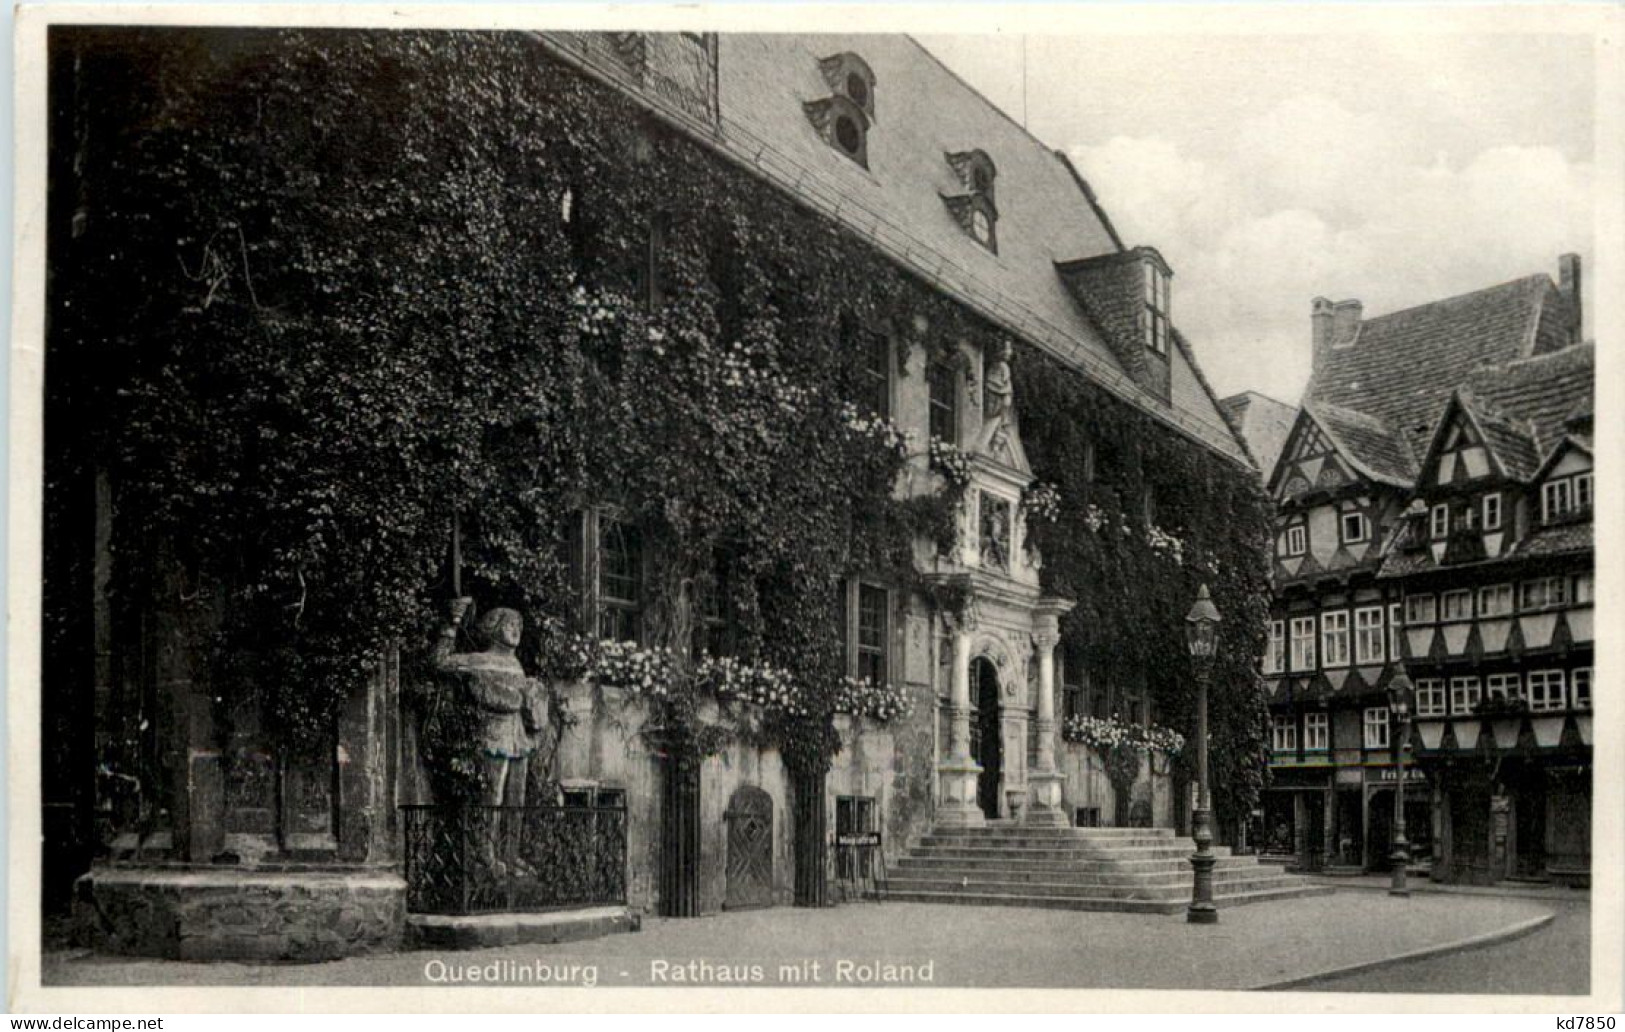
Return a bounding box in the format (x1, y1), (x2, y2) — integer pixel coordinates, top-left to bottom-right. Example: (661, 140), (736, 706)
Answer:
(919, 32), (1596, 405)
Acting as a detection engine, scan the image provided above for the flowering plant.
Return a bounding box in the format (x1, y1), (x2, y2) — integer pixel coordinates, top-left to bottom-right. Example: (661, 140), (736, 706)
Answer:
(589, 639), (679, 701)
(1145, 525), (1185, 566)
(1021, 481), (1061, 524)
(1062, 714), (1184, 755)
(840, 402), (913, 458)
(831, 676), (914, 723)
(927, 435), (972, 490)
(535, 622), (599, 683)
(699, 655), (809, 717)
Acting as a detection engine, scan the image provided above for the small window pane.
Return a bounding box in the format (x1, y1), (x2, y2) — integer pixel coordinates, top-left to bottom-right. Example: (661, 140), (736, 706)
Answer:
(928, 363), (958, 443)
(856, 583), (888, 685)
(1363, 707), (1390, 750)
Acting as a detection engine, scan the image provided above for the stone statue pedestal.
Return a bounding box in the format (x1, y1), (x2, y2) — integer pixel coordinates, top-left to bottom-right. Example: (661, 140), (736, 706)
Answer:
(936, 757), (986, 827)
(1026, 771), (1069, 827)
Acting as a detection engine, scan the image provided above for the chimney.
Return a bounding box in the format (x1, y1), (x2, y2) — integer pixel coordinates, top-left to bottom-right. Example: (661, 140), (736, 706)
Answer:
(1311, 297), (1362, 373)
(1559, 253), (1582, 345)
(1332, 299), (1363, 347)
(1311, 297), (1335, 373)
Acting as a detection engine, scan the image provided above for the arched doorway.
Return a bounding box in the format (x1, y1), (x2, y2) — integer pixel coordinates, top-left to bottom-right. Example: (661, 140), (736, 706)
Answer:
(970, 657), (1002, 819)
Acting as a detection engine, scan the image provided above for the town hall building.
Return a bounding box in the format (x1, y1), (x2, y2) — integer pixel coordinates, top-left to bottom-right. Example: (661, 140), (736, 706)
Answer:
(46, 28), (1308, 961)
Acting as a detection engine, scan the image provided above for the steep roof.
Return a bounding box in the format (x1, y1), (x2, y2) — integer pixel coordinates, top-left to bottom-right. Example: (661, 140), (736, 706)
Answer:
(1219, 391), (1296, 479)
(1302, 400), (1418, 487)
(1455, 390), (1541, 481)
(1464, 342), (1595, 455)
(702, 34), (1250, 464)
(1307, 275), (1561, 455)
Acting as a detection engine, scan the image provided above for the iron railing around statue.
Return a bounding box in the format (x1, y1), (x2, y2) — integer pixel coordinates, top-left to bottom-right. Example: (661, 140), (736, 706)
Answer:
(402, 801), (628, 916)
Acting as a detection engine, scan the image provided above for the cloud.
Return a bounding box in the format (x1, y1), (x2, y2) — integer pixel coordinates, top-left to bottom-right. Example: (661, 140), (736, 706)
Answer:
(1066, 97), (1593, 404)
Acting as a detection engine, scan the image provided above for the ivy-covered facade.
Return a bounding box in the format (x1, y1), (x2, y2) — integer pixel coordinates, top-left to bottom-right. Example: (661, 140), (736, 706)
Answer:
(44, 28), (1272, 956)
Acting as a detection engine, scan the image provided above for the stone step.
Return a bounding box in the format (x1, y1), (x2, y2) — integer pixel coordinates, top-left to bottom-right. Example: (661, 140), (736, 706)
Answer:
(891, 860), (1299, 887)
(935, 825), (1176, 839)
(881, 882), (1333, 915)
(887, 872), (1300, 901)
(920, 834), (1181, 850)
(906, 843), (1236, 863)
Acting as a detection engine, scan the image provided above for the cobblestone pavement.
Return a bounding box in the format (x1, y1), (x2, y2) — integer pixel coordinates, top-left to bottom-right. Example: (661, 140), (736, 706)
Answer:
(1284, 897), (1591, 996)
(43, 892), (1563, 993)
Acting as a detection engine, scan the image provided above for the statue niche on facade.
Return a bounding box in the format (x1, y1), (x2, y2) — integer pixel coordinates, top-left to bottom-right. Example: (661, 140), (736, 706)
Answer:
(430, 597), (548, 808)
(976, 339), (1015, 462)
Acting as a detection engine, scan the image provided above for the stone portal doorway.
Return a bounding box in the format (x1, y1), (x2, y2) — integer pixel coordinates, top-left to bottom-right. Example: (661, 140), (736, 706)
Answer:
(724, 785), (774, 910)
(970, 657), (1002, 819)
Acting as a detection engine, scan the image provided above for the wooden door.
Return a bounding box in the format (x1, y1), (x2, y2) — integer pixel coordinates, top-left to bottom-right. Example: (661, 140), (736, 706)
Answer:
(725, 785), (774, 910)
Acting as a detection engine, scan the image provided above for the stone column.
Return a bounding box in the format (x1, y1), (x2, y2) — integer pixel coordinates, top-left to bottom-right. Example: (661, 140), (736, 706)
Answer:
(1026, 623), (1067, 826)
(935, 624), (984, 827)
(948, 629), (973, 761)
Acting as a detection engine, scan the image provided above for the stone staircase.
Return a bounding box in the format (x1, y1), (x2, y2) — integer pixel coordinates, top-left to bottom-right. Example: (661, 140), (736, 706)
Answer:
(886, 823), (1332, 914)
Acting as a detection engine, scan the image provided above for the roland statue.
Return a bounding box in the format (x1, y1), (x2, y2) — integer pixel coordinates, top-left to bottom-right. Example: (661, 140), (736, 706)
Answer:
(431, 596), (548, 808)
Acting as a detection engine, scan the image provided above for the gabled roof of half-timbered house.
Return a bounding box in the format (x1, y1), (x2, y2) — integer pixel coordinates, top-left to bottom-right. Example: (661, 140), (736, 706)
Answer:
(1307, 273), (1576, 456)
(1464, 342), (1595, 454)
(1266, 401), (1416, 499)
(1375, 345), (1594, 579)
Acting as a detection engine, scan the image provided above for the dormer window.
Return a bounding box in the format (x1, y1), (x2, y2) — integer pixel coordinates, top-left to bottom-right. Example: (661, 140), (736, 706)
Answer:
(805, 95), (869, 168)
(819, 52), (876, 122)
(807, 53), (876, 169)
(1143, 257), (1171, 356)
(971, 209), (993, 247)
(943, 150), (999, 252)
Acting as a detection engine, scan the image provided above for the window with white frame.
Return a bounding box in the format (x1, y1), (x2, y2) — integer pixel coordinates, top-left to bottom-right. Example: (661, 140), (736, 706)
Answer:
(1449, 676), (1482, 715)
(1478, 584), (1514, 617)
(1290, 617), (1317, 671)
(1573, 572), (1594, 605)
(1415, 678), (1446, 717)
(1363, 707), (1390, 750)
(1271, 714), (1297, 753)
(1405, 594), (1437, 625)
(1321, 611), (1350, 668)
(1542, 478), (1572, 521)
(1354, 606), (1385, 665)
(1284, 524), (1307, 557)
(1341, 511), (1369, 544)
(1526, 669), (1566, 712)
(1304, 711), (1329, 751)
(1441, 589), (1473, 622)
(1572, 668), (1592, 710)
(1520, 577), (1565, 611)
(1431, 503), (1449, 538)
(1482, 492), (1502, 531)
(1486, 673), (1519, 701)
(1541, 471), (1593, 521)
(1265, 620), (1286, 675)
(1388, 603), (1403, 662)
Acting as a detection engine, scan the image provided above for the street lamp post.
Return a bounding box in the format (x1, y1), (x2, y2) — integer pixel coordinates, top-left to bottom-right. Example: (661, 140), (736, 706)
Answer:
(1184, 584), (1222, 925)
(1388, 672), (1414, 898)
